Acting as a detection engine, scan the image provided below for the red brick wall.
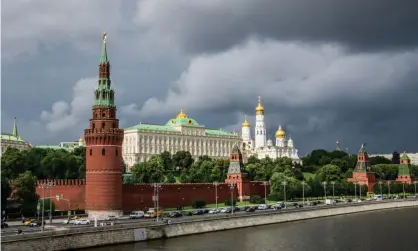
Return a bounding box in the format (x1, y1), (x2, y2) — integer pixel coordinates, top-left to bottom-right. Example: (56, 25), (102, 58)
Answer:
(36, 180), (270, 212)
(36, 180), (86, 211)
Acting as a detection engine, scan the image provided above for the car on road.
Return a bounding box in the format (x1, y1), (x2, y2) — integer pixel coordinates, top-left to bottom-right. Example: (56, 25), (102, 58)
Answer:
(275, 201), (285, 209)
(105, 215), (118, 221)
(257, 204), (268, 210)
(246, 206), (257, 212)
(145, 208), (164, 218)
(129, 211), (145, 219)
(29, 220), (46, 227)
(167, 211), (182, 218)
(208, 209), (220, 214)
(193, 209), (205, 215)
(74, 219), (90, 225)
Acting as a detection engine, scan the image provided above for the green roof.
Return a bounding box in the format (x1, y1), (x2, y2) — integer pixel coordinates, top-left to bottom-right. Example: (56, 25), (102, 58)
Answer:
(166, 117), (200, 126)
(401, 153), (410, 160)
(34, 145), (68, 150)
(205, 129), (237, 136)
(125, 123), (179, 132)
(0, 133), (24, 142)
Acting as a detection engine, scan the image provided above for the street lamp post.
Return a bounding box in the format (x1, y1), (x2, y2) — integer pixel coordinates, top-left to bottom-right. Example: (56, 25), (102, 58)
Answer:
(322, 181), (327, 200)
(402, 181), (406, 199)
(331, 181), (336, 200)
(152, 183), (160, 222)
(281, 181), (287, 206)
(359, 182), (362, 199)
(262, 181), (269, 205)
(378, 181), (383, 197)
(47, 182), (55, 224)
(229, 182), (236, 214)
(354, 182), (357, 200)
(213, 182), (219, 209)
(387, 181), (391, 198)
(38, 181), (54, 232)
(414, 181), (417, 198)
(301, 181), (306, 205)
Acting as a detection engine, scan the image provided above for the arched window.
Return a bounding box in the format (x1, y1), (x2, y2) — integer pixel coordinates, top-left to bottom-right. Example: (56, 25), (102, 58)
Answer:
(102, 148), (106, 156)
(102, 112), (106, 118)
(102, 123), (105, 129)
(90, 149), (92, 156)
(92, 123), (95, 130)
(116, 149), (118, 156)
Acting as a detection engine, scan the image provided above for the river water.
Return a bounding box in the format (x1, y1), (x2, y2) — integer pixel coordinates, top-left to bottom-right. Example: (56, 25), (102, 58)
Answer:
(88, 207), (418, 251)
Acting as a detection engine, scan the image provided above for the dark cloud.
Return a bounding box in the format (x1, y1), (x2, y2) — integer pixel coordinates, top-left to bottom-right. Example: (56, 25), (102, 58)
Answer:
(135, 0), (418, 54)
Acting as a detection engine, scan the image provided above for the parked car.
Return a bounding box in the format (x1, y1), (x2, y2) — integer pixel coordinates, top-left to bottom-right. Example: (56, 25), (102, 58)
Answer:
(29, 220), (46, 227)
(257, 204), (268, 210)
(224, 208), (232, 213)
(245, 206), (257, 212)
(275, 202), (285, 209)
(208, 209), (220, 214)
(144, 208), (164, 218)
(193, 209), (205, 215)
(129, 211), (145, 219)
(182, 211), (193, 216)
(167, 211), (182, 218)
(74, 219), (90, 225)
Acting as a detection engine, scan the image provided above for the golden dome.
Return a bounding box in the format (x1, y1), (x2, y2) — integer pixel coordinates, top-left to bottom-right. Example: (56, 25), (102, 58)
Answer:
(176, 108), (188, 119)
(242, 119), (250, 128)
(255, 96), (264, 115)
(78, 137), (84, 142)
(275, 125), (286, 138)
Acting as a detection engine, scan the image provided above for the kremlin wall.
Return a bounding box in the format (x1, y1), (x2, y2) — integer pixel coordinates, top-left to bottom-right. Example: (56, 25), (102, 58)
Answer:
(35, 180), (268, 212)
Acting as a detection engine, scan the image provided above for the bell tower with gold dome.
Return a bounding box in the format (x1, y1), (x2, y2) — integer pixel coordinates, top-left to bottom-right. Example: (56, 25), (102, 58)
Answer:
(275, 125), (286, 147)
(254, 96), (266, 148)
(241, 115), (252, 149)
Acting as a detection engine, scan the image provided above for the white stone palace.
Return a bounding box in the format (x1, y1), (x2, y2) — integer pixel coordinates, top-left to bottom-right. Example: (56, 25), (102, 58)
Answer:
(122, 109), (241, 172)
(241, 97), (302, 164)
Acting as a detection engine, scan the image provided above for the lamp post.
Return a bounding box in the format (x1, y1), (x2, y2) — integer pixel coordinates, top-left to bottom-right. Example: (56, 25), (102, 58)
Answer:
(354, 182), (357, 200)
(359, 182), (362, 199)
(331, 181), (336, 200)
(281, 181), (287, 206)
(378, 181), (383, 197)
(301, 181), (306, 205)
(387, 181), (391, 198)
(152, 183), (160, 222)
(213, 182), (219, 209)
(414, 181), (417, 198)
(262, 181), (269, 205)
(229, 182), (236, 214)
(402, 181), (406, 199)
(38, 181), (55, 231)
(47, 182), (55, 224)
(322, 181), (327, 200)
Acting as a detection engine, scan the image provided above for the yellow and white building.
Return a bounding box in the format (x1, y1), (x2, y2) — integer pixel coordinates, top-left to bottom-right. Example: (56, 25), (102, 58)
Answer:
(122, 109), (242, 171)
(1, 118), (31, 155)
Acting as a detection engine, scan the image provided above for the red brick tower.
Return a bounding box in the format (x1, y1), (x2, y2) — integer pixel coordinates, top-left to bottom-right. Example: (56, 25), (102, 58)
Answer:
(348, 144), (378, 193)
(84, 33), (124, 218)
(225, 145), (250, 201)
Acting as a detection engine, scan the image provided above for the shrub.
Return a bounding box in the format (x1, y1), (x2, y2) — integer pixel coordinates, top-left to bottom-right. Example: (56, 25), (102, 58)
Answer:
(191, 199), (206, 209)
(224, 199), (237, 206)
(249, 195), (264, 204)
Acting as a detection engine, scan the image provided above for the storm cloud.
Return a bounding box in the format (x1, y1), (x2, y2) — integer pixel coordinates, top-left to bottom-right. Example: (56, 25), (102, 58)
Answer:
(1, 0), (418, 154)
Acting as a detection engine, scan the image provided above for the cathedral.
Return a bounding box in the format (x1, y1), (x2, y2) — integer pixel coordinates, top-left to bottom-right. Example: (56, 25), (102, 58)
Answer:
(241, 97), (302, 164)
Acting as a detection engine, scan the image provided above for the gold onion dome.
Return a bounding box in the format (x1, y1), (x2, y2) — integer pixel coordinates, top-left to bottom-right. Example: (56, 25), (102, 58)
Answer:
(176, 108), (188, 119)
(242, 119), (250, 127)
(255, 96), (264, 115)
(275, 125), (286, 138)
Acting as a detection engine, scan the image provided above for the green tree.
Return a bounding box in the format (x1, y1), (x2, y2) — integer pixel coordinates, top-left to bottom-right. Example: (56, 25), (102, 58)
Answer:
(369, 156), (392, 165)
(270, 172), (303, 200)
(11, 171), (38, 216)
(371, 164), (399, 180)
(172, 151), (194, 170)
(1, 174), (12, 213)
(164, 172), (176, 183)
(160, 151), (173, 172)
(37, 198), (55, 214)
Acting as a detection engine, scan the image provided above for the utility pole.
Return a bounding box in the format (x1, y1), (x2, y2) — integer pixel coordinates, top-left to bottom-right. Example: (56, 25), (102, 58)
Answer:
(262, 181), (269, 205)
(282, 181), (287, 206)
(229, 182), (236, 214)
(322, 181), (327, 200)
(414, 181), (417, 198)
(301, 181), (306, 205)
(213, 182), (218, 209)
(47, 182), (55, 224)
(378, 181), (383, 197)
(331, 181), (336, 200)
(402, 181), (406, 199)
(387, 181), (391, 198)
(354, 182), (357, 200)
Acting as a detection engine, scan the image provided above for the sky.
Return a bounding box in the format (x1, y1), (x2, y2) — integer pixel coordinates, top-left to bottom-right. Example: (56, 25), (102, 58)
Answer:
(2, 0), (418, 155)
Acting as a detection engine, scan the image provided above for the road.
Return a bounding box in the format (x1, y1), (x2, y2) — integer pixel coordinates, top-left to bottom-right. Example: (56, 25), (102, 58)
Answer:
(1, 199), (413, 237)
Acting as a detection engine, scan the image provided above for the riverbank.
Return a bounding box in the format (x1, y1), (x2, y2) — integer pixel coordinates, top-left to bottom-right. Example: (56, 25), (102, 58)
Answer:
(2, 200), (417, 251)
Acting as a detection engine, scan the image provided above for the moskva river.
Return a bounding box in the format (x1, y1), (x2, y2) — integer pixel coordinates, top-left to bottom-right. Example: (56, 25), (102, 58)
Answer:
(88, 207), (418, 251)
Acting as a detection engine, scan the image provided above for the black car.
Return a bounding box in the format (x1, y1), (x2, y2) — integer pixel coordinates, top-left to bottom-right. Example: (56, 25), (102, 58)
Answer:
(168, 211), (183, 218)
(292, 203), (303, 208)
(245, 207), (256, 212)
(193, 209), (204, 215)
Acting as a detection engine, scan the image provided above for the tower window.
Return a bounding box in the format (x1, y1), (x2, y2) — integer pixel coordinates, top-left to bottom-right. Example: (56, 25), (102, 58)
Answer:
(90, 149), (92, 156)
(116, 149), (118, 156)
(102, 148), (106, 156)
(102, 123), (105, 129)
(92, 123), (95, 129)
(102, 112), (106, 118)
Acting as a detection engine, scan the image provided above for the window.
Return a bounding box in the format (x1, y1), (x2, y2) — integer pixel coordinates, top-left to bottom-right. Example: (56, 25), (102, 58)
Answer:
(92, 123), (95, 129)
(102, 112), (106, 118)
(102, 123), (105, 129)
(90, 149), (92, 156)
(116, 149), (118, 156)
(102, 148), (106, 156)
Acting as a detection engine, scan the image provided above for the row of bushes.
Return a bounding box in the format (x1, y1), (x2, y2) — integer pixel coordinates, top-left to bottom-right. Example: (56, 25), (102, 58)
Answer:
(191, 199), (237, 208)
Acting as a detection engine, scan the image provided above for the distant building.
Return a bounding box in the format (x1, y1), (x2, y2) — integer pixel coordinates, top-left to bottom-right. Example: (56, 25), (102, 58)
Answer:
(34, 137), (86, 151)
(392, 151), (400, 164)
(0, 118), (31, 155)
(369, 152), (418, 165)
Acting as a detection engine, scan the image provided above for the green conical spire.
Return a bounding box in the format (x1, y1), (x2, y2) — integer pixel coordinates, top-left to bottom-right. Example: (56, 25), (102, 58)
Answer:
(12, 117), (18, 137)
(100, 32), (108, 63)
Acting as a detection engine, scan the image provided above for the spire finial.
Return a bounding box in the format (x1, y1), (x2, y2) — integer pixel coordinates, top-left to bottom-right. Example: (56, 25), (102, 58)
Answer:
(100, 32), (108, 63)
(258, 96), (261, 104)
(12, 117), (18, 137)
(244, 114), (247, 121)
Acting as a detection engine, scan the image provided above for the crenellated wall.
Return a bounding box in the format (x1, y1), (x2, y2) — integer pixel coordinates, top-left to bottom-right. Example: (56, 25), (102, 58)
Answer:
(35, 180), (268, 213)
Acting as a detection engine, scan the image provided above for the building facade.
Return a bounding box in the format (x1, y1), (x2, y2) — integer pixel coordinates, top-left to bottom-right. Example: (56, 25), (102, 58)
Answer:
(241, 97), (301, 164)
(369, 153), (418, 165)
(83, 33), (124, 218)
(122, 109), (241, 172)
(35, 137), (86, 151)
(1, 118), (31, 155)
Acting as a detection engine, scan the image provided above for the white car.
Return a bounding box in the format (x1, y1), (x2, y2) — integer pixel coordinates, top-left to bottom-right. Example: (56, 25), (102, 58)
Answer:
(220, 208), (227, 213)
(105, 216), (117, 221)
(208, 209), (220, 214)
(74, 219), (90, 225)
(257, 204), (268, 210)
(62, 219), (76, 224)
